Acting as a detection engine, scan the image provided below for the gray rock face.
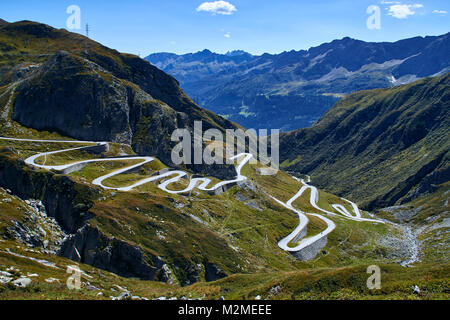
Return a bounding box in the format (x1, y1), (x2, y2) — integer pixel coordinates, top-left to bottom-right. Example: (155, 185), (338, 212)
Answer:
(428, 217), (450, 232)
(159, 264), (177, 285)
(13, 52), (131, 143)
(269, 285), (282, 296)
(0, 271), (13, 285)
(381, 205), (423, 223)
(234, 192), (247, 202)
(0, 151), (95, 234)
(6, 198), (65, 253)
(12, 277), (32, 288)
(59, 225), (165, 281)
(237, 180), (257, 193)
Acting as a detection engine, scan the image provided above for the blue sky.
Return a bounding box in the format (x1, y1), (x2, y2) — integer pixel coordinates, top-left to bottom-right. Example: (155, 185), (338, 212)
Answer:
(1, 0), (449, 56)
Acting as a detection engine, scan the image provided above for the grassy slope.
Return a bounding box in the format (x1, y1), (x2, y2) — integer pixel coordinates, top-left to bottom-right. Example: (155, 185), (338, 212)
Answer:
(1, 238), (448, 300)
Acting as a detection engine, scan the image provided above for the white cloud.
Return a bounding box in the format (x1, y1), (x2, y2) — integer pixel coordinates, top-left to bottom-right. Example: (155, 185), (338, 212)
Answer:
(197, 1), (237, 15)
(224, 32), (231, 38)
(432, 9), (447, 14)
(380, 1), (400, 4)
(387, 4), (423, 19)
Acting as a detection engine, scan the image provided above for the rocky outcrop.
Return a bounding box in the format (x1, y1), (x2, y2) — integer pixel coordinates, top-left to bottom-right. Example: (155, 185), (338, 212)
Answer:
(176, 260), (227, 285)
(5, 197), (65, 253)
(204, 262), (227, 282)
(0, 149), (170, 281)
(0, 148), (94, 233)
(59, 225), (165, 280)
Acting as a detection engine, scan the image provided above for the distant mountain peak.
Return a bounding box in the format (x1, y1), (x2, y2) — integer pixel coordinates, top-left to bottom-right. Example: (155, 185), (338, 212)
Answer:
(330, 36), (361, 46)
(225, 50), (252, 57)
(193, 49), (214, 55)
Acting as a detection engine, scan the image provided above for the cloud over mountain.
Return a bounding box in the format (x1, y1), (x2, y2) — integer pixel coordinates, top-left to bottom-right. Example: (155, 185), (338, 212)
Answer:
(197, 1), (237, 15)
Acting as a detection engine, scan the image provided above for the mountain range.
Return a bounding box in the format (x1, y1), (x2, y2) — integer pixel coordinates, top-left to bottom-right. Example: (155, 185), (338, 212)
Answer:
(147, 32), (450, 131)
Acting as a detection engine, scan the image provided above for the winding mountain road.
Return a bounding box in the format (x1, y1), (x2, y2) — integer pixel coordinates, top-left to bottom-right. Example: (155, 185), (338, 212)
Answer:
(0, 136), (384, 257)
(273, 179), (384, 252)
(0, 137), (252, 194)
